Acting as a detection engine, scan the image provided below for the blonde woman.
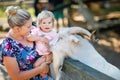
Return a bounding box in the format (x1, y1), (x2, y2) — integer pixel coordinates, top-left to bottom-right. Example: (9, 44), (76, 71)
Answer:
(0, 6), (52, 80)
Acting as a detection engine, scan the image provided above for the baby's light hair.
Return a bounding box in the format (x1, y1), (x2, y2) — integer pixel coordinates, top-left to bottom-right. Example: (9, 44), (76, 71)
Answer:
(36, 10), (55, 27)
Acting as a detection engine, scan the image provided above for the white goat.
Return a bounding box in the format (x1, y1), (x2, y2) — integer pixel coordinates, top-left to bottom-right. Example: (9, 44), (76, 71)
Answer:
(50, 27), (120, 80)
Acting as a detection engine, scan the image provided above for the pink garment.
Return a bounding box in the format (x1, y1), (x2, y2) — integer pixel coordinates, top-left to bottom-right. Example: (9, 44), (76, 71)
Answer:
(31, 28), (57, 55)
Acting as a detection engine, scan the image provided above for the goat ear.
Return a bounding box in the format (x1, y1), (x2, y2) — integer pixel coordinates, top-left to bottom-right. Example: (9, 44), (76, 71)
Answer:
(68, 27), (91, 38)
(69, 36), (79, 43)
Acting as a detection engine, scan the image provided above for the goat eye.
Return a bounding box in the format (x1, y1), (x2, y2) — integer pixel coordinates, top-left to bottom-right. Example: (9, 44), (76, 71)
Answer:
(60, 37), (63, 39)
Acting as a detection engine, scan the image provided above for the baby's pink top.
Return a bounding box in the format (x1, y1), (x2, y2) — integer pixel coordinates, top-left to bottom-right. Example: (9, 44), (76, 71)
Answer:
(31, 28), (57, 55)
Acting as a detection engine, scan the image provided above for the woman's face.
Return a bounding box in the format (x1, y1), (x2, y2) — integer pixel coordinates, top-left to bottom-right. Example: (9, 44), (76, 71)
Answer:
(19, 18), (32, 37)
(39, 17), (53, 32)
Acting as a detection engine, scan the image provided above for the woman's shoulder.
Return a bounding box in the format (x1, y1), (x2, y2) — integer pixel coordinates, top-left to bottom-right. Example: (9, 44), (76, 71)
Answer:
(1, 37), (13, 45)
(0, 37), (12, 53)
(0, 37), (17, 64)
(1, 37), (20, 46)
(1, 37), (22, 57)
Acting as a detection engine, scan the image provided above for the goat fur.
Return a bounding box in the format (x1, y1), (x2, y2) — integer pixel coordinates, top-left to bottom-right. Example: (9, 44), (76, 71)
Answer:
(50, 26), (120, 80)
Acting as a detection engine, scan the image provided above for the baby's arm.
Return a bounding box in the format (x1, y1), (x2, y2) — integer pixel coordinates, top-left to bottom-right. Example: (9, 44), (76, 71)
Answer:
(27, 34), (49, 44)
(27, 34), (40, 42)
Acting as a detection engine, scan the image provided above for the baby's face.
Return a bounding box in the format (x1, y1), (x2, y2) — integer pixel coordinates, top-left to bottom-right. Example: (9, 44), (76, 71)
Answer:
(39, 17), (53, 32)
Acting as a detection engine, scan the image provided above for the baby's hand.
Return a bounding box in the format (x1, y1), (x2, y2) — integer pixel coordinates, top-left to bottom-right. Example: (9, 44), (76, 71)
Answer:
(42, 37), (49, 45)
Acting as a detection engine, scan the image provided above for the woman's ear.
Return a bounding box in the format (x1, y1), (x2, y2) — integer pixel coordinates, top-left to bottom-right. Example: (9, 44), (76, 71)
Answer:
(13, 26), (21, 32)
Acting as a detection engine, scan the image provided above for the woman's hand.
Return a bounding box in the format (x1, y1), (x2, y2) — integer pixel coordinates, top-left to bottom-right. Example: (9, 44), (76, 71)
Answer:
(33, 56), (46, 67)
(45, 53), (53, 64)
(39, 62), (49, 74)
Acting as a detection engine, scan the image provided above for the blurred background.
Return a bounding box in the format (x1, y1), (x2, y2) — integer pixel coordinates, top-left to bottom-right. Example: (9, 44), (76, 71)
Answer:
(0, 0), (120, 80)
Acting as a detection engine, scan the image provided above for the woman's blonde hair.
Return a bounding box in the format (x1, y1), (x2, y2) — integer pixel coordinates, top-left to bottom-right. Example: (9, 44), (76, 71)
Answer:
(5, 6), (31, 28)
(36, 10), (55, 27)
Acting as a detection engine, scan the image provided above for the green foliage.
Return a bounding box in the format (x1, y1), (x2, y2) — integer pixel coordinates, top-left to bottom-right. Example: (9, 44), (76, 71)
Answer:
(27, 8), (35, 18)
(0, 9), (6, 18)
(0, 7), (35, 18)
(102, 7), (120, 14)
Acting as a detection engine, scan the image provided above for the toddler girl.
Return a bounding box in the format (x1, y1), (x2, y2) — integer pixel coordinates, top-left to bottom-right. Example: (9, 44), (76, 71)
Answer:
(27, 10), (57, 79)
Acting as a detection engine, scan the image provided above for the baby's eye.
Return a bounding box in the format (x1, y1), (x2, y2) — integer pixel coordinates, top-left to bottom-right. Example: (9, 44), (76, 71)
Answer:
(43, 22), (46, 24)
(48, 22), (52, 24)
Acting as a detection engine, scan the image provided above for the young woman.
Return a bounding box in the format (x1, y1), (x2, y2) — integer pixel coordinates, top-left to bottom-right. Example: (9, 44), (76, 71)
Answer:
(0, 6), (52, 80)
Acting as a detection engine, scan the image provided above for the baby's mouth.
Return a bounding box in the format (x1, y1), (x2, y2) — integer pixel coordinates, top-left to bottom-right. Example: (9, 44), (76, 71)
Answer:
(45, 28), (50, 30)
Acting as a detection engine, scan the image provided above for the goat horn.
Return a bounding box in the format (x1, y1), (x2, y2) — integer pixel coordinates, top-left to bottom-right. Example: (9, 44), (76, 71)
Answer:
(68, 27), (91, 37)
(90, 30), (99, 42)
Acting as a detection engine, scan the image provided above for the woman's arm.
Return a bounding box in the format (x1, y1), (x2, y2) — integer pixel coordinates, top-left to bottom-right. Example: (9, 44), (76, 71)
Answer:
(3, 56), (49, 80)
